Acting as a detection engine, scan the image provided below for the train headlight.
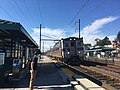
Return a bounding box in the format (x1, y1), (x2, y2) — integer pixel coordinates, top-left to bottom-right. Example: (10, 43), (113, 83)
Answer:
(70, 39), (72, 40)
(74, 38), (76, 40)
(67, 52), (70, 54)
(78, 51), (80, 53)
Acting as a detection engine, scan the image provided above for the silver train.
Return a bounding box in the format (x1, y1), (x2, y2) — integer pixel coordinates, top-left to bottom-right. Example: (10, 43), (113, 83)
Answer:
(46, 37), (84, 65)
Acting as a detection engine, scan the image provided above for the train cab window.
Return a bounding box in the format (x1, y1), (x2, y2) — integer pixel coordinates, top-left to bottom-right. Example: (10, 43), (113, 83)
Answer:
(77, 42), (81, 46)
(65, 42), (69, 47)
(71, 42), (75, 47)
(77, 47), (83, 50)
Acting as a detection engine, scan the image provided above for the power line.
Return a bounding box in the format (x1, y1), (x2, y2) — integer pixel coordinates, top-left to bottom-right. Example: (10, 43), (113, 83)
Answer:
(58, 0), (90, 38)
(106, 7), (120, 16)
(23, 0), (35, 24)
(73, 0), (106, 34)
(32, 0), (36, 11)
(83, 0), (120, 33)
(8, 0), (24, 21)
(13, 0), (33, 27)
(8, 0), (34, 34)
(41, 35), (57, 39)
(0, 6), (14, 20)
(83, 0), (106, 19)
(37, 0), (44, 26)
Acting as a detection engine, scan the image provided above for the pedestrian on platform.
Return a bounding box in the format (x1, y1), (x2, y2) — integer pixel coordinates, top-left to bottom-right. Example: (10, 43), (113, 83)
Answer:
(29, 50), (40, 90)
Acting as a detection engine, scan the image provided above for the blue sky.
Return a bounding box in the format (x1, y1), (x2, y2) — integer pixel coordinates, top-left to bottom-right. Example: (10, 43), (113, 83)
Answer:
(0, 0), (120, 51)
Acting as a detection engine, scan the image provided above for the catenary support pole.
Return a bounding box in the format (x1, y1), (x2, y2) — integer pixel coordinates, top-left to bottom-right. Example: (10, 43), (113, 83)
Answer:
(40, 24), (41, 59)
(79, 19), (80, 38)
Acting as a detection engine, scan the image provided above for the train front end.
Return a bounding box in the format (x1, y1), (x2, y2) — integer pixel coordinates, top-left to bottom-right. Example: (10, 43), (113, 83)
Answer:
(61, 37), (84, 65)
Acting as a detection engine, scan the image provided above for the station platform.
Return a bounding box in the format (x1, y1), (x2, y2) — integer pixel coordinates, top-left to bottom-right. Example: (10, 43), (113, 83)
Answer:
(32, 56), (73, 90)
(1, 56), (73, 90)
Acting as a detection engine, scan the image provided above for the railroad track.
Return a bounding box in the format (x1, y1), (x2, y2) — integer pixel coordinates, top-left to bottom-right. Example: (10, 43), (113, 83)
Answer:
(56, 62), (105, 90)
(57, 61), (120, 90)
(73, 65), (120, 90)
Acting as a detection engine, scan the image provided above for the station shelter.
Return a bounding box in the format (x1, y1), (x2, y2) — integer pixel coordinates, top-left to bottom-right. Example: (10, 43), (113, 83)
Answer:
(85, 46), (116, 58)
(0, 19), (38, 83)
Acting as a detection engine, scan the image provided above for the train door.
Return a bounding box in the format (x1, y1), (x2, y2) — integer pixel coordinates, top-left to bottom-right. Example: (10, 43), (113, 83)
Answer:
(70, 39), (76, 56)
(76, 38), (84, 60)
(63, 41), (69, 59)
(69, 39), (79, 65)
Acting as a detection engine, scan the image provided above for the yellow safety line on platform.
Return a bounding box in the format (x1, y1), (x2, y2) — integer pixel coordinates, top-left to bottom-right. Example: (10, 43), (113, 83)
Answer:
(52, 60), (58, 62)
(13, 88), (28, 90)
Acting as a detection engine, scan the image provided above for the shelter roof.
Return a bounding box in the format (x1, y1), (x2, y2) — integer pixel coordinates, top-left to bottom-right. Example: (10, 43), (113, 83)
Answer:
(85, 46), (116, 52)
(0, 19), (38, 48)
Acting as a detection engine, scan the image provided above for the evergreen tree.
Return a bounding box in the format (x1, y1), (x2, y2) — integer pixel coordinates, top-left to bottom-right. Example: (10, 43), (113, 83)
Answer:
(103, 36), (111, 45)
(95, 36), (111, 46)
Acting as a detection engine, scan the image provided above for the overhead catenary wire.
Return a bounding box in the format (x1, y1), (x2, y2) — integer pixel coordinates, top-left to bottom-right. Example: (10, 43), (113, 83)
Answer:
(74, 0), (106, 33)
(0, 0), (33, 33)
(83, 0), (120, 34)
(42, 35), (57, 39)
(37, 0), (44, 26)
(13, 0), (33, 28)
(8, 0), (25, 22)
(23, 0), (35, 25)
(57, 0), (90, 38)
(32, 0), (36, 9)
(0, 6), (14, 20)
(104, 3), (120, 29)
(7, 0), (35, 37)
(83, 0), (106, 19)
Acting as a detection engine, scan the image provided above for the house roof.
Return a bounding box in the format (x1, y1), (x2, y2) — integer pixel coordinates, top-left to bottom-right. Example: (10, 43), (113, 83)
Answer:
(85, 46), (116, 52)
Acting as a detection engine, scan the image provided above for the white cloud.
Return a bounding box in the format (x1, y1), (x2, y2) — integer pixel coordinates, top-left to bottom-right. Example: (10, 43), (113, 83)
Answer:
(71, 16), (118, 45)
(31, 27), (65, 51)
(108, 35), (116, 41)
(82, 16), (118, 34)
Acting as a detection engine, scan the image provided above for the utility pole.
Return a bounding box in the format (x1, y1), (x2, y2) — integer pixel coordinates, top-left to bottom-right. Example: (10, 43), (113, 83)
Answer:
(40, 24), (41, 59)
(79, 19), (80, 38)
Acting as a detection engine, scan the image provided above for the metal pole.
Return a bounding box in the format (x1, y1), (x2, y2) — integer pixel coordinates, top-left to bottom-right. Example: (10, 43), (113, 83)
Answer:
(43, 41), (44, 54)
(79, 19), (80, 38)
(40, 24), (41, 59)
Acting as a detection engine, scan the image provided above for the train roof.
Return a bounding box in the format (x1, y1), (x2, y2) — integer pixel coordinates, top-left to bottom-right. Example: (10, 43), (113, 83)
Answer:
(53, 37), (83, 47)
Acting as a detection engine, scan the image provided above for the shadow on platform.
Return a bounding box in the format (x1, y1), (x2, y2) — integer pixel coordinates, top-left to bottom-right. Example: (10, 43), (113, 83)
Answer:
(0, 62), (72, 90)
